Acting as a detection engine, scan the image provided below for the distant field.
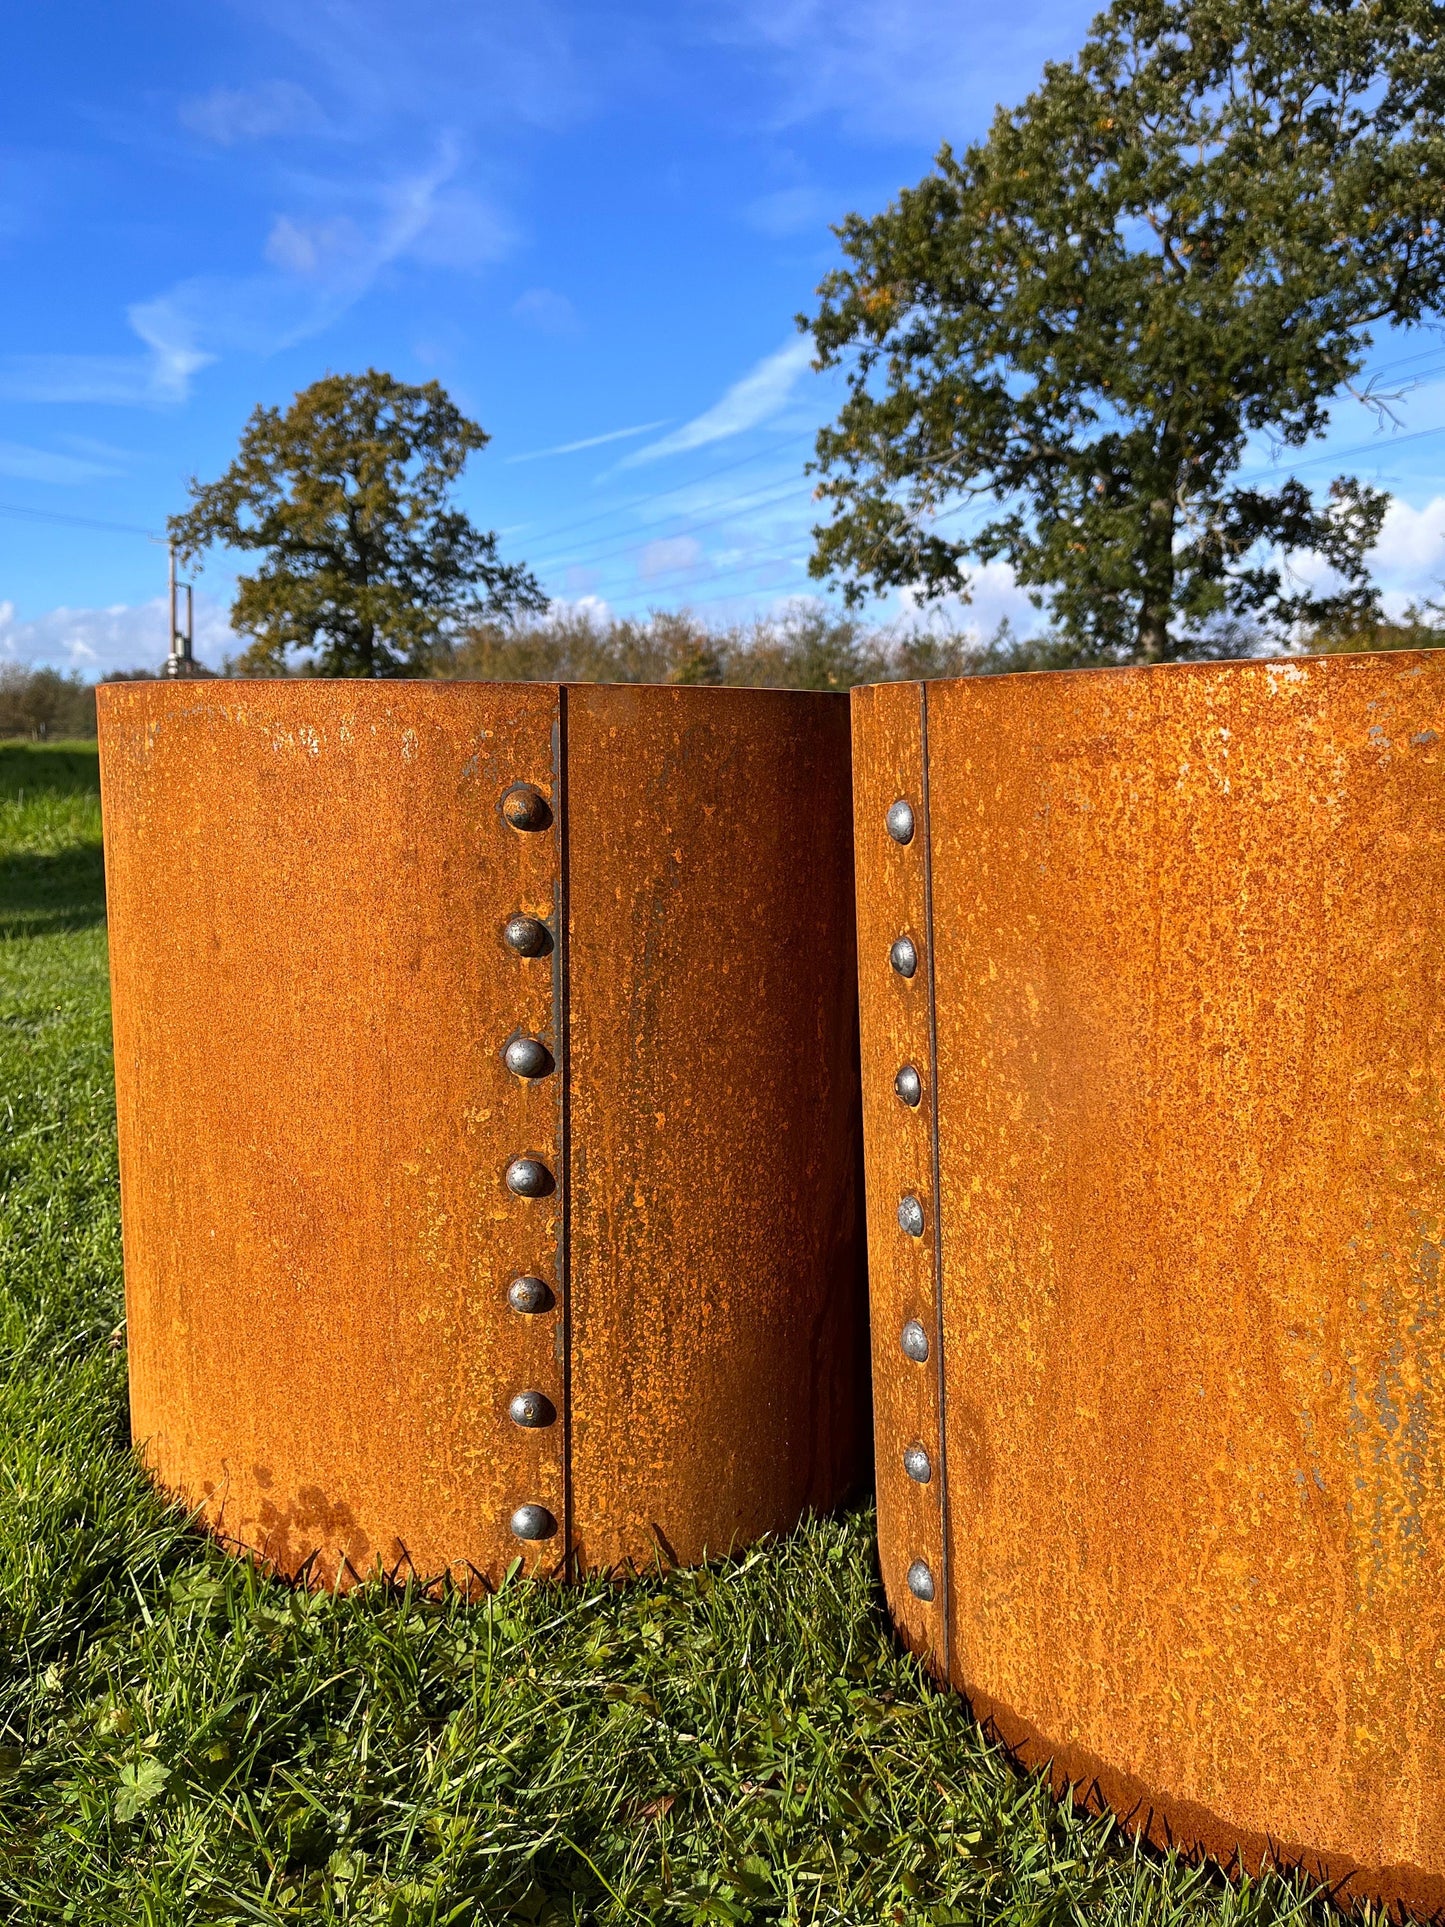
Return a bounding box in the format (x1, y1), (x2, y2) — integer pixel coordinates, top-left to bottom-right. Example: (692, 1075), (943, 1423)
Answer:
(0, 739), (1333, 1924)
(0, 740), (104, 787)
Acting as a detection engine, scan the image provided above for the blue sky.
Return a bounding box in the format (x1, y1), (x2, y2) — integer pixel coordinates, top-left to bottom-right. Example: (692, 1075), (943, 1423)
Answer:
(4, 0), (1445, 676)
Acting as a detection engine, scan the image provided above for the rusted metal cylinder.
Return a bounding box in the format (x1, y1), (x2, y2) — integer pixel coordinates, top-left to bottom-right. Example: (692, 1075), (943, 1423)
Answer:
(852, 654), (1445, 1914)
(98, 681), (867, 1587)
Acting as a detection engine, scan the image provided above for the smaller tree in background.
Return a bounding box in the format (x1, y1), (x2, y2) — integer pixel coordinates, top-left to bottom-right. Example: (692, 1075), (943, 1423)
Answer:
(168, 370), (546, 677)
(0, 666), (97, 741)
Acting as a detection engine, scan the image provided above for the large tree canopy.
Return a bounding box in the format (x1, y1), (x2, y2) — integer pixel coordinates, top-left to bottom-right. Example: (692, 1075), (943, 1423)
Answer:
(805, 0), (1445, 662)
(169, 370), (546, 677)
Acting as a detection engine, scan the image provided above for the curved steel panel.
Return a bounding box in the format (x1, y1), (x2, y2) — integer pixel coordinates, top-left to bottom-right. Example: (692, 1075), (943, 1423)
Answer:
(98, 680), (866, 1589)
(566, 685), (867, 1569)
(854, 653), (1445, 1912)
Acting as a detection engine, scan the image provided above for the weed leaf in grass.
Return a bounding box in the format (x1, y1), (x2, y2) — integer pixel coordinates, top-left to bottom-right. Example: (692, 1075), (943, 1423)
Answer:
(113, 1756), (170, 1823)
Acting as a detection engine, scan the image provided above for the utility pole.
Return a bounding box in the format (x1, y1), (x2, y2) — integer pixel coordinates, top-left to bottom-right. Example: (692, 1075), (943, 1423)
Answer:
(166, 542), (194, 678)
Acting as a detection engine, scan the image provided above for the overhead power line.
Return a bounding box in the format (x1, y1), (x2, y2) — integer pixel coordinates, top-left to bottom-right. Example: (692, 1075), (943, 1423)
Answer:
(567, 530), (821, 604)
(0, 500), (157, 537)
(499, 431), (817, 553)
(584, 535), (813, 599)
(605, 565), (822, 618)
(530, 478), (816, 576)
(1238, 422), (1445, 483)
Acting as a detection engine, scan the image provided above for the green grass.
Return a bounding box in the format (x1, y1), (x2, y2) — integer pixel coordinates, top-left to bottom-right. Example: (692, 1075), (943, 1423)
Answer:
(0, 740), (1343, 1925)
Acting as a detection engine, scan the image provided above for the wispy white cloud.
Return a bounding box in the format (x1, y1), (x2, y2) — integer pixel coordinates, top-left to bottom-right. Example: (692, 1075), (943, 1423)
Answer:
(508, 420), (670, 463)
(263, 213), (363, 276)
(0, 593), (234, 675)
(743, 184), (833, 237)
(0, 300), (213, 406)
(511, 287), (582, 338)
(243, 139), (511, 313)
(0, 440), (122, 485)
(593, 460), (813, 530)
(639, 535), (704, 581)
(240, 0), (593, 136)
(179, 80), (323, 146)
(53, 432), (136, 464)
(0, 141), (505, 407)
(711, 0), (1094, 143)
(126, 300), (216, 397)
(620, 340), (814, 467)
(246, 142), (508, 319)
(406, 184), (514, 270)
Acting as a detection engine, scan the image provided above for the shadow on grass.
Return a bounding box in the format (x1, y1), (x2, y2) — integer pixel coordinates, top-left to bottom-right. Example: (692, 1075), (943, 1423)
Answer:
(0, 845), (107, 939)
(0, 743), (105, 939)
(0, 741), (101, 802)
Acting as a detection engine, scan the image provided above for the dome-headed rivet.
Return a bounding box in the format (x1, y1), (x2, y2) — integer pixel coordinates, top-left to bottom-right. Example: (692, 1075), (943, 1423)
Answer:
(510, 1503), (557, 1542)
(509, 1390), (555, 1428)
(508, 1275), (553, 1314)
(890, 936), (918, 978)
(901, 1319), (929, 1363)
(903, 1443), (933, 1483)
(898, 1194), (925, 1238)
(504, 1036), (554, 1079)
(906, 1558), (936, 1602)
(506, 1156), (555, 1198)
(503, 914), (552, 958)
(501, 783), (552, 833)
(886, 799), (915, 844)
(895, 1064), (922, 1107)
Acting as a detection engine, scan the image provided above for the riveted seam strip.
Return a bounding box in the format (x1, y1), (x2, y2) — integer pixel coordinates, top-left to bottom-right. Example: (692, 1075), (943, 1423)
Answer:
(920, 679), (951, 1677)
(554, 687), (574, 1573)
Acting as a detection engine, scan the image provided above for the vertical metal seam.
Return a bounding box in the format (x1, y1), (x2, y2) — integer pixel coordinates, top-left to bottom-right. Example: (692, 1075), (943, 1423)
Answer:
(555, 685), (574, 1575)
(920, 679), (952, 1678)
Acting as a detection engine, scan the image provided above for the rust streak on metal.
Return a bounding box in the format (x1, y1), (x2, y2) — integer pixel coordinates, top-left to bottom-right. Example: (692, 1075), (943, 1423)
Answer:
(858, 651), (1445, 1913)
(566, 684), (868, 1570)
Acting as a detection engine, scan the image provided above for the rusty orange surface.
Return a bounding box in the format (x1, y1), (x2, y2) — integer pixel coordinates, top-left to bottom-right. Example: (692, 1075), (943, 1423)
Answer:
(98, 680), (866, 1589)
(854, 654), (1445, 1913)
(566, 685), (867, 1569)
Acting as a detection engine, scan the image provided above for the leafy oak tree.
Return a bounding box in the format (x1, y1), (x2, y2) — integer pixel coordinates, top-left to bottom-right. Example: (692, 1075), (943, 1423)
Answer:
(169, 370), (546, 677)
(805, 0), (1445, 662)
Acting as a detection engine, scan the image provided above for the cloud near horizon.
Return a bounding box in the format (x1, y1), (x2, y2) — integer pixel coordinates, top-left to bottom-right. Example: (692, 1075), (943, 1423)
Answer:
(7, 482), (1445, 688)
(638, 534), (704, 581)
(1371, 494), (1445, 584)
(0, 594), (235, 676)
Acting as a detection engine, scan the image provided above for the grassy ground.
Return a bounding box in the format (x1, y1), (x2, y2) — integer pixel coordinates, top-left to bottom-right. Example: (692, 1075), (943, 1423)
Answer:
(0, 740), (1340, 1926)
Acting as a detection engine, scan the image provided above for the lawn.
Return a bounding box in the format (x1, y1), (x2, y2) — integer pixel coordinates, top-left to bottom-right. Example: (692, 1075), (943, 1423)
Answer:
(0, 738), (1334, 1925)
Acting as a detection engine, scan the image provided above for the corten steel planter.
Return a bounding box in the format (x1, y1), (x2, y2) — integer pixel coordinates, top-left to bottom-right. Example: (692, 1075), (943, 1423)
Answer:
(852, 653), (1445, 1913)
(97, 680), (866, 1587)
